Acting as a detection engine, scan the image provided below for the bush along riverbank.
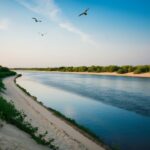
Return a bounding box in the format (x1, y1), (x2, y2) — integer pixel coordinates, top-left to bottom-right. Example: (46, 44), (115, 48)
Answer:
(0, 66), (16, 92)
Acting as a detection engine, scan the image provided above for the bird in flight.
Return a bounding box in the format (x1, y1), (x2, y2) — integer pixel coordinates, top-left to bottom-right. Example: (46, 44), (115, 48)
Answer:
(32, 17), (42, 23)
(79, 8), (89, 16)
(39, 32), (47, 36)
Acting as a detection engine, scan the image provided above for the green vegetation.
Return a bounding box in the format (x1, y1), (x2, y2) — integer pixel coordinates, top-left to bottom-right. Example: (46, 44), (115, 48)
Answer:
(0, 97), (58, 150)
(134, 65), (150, 74)
(0, 66), (16, 78)
(14, 65), (150, 74)
(0, 79), (5, 92)
(0, 66), (58, 150)
(0, 66), (16, 92)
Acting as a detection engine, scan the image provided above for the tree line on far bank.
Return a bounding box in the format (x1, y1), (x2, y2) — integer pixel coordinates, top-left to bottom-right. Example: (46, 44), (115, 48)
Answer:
(14, 65), (150, 74)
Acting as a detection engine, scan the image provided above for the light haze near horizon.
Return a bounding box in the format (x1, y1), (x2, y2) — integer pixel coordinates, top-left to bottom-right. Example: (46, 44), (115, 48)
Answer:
(0, 0), (150, 67)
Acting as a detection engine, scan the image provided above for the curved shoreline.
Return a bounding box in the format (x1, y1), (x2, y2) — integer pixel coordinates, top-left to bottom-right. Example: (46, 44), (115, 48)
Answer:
(14, 75), (108, 148)
(2, 76), (108, 150)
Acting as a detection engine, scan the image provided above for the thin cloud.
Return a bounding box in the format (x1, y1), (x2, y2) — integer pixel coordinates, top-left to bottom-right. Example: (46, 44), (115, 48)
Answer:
(16, 0), (97, 46)
(0, 19), (9, 30)
(59, 22), (97, 46)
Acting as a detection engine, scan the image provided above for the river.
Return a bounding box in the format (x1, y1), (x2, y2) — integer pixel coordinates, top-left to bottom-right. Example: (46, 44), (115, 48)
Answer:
(16, 71), (150, 150)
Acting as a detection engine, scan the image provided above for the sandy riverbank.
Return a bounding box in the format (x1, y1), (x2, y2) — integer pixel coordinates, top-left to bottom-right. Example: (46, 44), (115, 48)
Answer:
(1, 76), (106, 150)
(0, 120), (50, 150)
(55, 72), (150, 78)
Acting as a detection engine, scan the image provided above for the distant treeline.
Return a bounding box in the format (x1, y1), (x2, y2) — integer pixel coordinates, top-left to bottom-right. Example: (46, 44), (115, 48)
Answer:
(14, 65), (150, 74)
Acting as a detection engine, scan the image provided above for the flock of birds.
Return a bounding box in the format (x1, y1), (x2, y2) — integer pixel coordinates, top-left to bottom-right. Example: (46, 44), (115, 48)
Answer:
(32, 8), (89, 37)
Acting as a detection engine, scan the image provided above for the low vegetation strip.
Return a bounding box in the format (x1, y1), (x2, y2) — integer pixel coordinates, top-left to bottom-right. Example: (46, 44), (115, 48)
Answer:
(0, 97), (58, 150)
(14, 65), (150, 74)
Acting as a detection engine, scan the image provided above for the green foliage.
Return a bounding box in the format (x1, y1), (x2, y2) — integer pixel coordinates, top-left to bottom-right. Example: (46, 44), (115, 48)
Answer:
(0, 97), (58, 150)
(87, 66), (98, 72)
(107, 66), (120, 72)
(117, 66), (134, 74)
(134, 65), (150, 74)
(0, 66), (16, 92)
(0, 97), (36, 133)
(0, 67), (9, 72)
(0, 79), (5, 92)
(0, 70), (16, 79)
(14, 65), (150, 74)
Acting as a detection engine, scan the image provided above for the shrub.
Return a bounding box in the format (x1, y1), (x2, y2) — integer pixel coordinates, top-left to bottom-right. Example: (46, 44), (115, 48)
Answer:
(134, 65), (150, 74)
(117, 69), (127, 74)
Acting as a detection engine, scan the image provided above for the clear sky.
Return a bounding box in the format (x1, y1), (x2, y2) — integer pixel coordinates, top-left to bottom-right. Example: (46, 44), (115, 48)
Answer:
(0, 0), (150, 67)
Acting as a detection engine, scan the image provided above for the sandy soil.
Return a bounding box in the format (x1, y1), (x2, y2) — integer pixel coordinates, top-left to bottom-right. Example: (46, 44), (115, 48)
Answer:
(56, 72), (150, 78)
(2, 76), (106, 150)
(0, 120), (50, 150)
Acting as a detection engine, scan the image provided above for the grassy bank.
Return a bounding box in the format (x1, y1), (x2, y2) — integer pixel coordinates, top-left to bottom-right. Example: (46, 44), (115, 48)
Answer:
(0, 97), (58, 150)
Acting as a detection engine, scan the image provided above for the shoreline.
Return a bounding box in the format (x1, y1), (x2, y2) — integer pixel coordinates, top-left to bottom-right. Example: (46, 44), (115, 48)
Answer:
(14, 75), (107, 149)
(14, 69), (150, 78)
(2, 76), (108, 150)
(51, 71), (150, 78)
(14, 75), (110, 149)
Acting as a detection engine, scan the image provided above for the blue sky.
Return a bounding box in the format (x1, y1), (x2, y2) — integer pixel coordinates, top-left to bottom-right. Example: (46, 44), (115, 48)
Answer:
(0, 0), (150, 67)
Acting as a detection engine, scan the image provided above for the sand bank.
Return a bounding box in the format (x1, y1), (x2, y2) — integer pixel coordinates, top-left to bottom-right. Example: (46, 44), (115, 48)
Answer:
(0, 120), (50, 150)
(58, 72), (150, 78)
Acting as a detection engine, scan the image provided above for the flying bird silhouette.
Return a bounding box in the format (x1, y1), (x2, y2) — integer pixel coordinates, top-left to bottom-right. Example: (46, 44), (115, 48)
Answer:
(39, 32), (47, 36)
(79, 8), (89, 16)
(32, 17), (42, 23)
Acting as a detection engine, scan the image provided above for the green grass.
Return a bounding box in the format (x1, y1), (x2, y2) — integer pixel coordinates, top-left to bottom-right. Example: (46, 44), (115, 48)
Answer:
(0, 97), (58, 150)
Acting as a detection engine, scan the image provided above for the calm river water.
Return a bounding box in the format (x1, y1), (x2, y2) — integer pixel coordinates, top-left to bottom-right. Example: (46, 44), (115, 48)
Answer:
(16, 71), (150, 150)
